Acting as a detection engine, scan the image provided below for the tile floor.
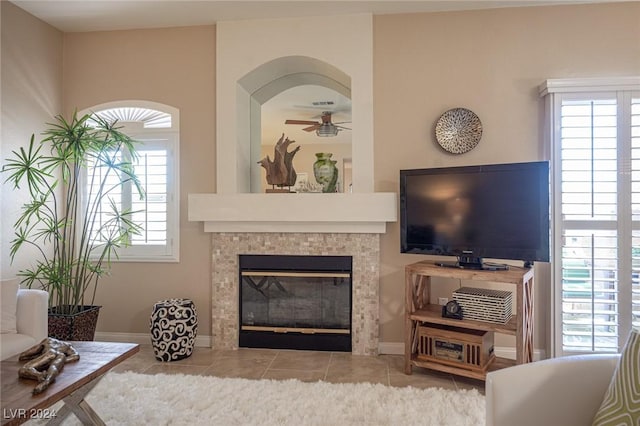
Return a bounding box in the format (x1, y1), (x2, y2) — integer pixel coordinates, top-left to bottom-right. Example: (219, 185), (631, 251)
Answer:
(112, 345), (485, 394)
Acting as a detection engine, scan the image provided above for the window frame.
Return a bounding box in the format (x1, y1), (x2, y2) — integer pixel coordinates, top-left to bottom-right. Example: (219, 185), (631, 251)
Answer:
(80, 101), (180, 263)
(541, 77), (640, 356)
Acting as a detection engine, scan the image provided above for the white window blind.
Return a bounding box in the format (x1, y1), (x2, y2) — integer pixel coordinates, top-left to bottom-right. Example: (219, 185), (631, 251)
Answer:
(633, 97), (640, 329)
(83, 102), (180, 262)
(559, 98), (619, 352)
(543, 78), (640, 355)
(131, 148), (169, 246)
(86, 151), (124, 244)
(560, 99), (617, 221)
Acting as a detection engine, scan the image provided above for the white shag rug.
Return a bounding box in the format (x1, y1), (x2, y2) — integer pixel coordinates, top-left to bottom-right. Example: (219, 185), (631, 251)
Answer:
(30, 372), (485, 426)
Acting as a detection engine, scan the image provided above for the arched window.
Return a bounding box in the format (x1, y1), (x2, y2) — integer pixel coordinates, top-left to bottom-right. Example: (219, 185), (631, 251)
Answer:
(81, 101), (180, 262)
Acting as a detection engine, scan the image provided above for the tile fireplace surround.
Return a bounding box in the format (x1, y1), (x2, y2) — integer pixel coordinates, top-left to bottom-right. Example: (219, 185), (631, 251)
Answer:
(211, 232), (380, 355)
(193, 13), (398, 356)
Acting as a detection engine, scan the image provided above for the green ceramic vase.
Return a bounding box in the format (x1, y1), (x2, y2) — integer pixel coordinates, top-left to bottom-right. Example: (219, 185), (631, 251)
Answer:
(313, 152), (338, 193)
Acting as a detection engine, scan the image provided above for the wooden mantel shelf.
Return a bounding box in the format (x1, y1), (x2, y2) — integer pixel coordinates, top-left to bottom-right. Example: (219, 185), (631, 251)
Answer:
(188, 192), (397, 233)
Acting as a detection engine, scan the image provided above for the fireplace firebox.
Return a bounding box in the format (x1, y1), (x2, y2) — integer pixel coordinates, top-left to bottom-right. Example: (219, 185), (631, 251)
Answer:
(239, 255), (352, 351)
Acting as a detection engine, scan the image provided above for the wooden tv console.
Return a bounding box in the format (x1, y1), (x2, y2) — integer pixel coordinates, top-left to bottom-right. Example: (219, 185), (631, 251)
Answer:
(404, 260), (534, 381)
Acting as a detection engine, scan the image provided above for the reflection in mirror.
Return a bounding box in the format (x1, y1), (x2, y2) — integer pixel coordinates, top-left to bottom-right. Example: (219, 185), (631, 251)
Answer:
(258, 84), (352, 193)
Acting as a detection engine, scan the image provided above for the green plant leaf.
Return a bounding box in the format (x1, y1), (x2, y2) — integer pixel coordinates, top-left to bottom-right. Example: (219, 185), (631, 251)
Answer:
(1, 112), (146, 310)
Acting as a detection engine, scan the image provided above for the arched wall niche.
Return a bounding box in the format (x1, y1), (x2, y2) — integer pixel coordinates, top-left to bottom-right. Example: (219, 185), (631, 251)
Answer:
(237, 55), (351, 192)
(239, 56), (351, 102)
(214, 14), (375, 195)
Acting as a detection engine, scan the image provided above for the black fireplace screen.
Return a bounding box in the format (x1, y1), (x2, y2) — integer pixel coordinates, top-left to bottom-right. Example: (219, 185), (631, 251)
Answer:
(242, 271), (351, 331)
(239, 255), (352, 351)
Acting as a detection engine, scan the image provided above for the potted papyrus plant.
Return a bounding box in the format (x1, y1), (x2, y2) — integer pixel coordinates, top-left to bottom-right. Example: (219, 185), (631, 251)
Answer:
(2, 112), (144, 340)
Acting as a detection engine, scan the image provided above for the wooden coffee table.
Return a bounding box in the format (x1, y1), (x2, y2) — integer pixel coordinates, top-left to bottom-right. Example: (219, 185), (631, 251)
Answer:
(1, 341), (139, 425)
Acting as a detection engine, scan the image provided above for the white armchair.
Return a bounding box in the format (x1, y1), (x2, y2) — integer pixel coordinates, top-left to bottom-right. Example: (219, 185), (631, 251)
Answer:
(1, 289), (49, 360)
(485, 354), (620, 426)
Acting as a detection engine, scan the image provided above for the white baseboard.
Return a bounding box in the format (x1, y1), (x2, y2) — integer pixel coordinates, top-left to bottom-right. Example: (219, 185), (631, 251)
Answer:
(493, 346), (546, 361)
(378, 342), (405, 355)
(378, 341), (545, 361)
(95, 333), (545, 361)
(95, 331), (212, 348)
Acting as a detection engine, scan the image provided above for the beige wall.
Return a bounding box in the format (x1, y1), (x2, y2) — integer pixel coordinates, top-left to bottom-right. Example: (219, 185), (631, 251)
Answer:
(3, 1), (639, 354)
(62, 26), (216, 335)
(374, 2), (640, 351)
(1, 1), (63, 277)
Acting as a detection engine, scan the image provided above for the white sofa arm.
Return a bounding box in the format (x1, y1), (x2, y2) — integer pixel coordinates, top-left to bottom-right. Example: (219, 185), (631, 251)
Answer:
(16, 289), (48, 342)
(485, 354), (619, 426)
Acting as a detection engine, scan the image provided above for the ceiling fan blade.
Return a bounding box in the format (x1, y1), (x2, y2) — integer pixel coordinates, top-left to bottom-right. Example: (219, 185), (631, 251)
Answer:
(333, 121), (351, 125)
(303, 124), (320, 132)
(336, 125), (351, 130)
(285, 119), (320, 125)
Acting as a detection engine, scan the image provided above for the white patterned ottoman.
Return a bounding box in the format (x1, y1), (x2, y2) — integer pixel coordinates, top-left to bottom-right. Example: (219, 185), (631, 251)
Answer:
(150, 298), (198, 361)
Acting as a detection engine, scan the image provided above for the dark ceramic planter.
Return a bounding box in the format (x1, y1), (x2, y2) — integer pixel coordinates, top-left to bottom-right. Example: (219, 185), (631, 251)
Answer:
(48, 305), (101, 341)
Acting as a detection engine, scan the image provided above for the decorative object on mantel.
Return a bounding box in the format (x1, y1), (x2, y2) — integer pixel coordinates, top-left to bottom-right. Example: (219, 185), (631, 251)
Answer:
(296, 179), (325, 193)
(435, 107), (483, 154)
(313, 152), (339, 193)
(18, 337), (80, 394)
(293, 172), (324, 193)
(258, 133), (301, 192)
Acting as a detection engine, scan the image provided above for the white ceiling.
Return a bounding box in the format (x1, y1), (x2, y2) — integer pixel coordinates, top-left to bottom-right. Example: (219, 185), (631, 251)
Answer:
(10, 0), (626, 145)
(11, 0), (622, 33)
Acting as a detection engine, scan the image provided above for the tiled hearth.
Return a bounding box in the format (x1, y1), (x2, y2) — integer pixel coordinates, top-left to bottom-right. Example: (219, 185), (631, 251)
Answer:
(211, 233), (380, 355)
(114, 345), (485, 392)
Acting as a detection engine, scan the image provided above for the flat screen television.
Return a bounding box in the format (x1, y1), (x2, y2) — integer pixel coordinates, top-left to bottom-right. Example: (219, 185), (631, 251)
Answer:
(400, 161), (550, 270)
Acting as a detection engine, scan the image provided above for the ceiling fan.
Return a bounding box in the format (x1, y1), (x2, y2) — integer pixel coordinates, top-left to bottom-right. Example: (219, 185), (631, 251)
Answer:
(285, 111), (351, 137)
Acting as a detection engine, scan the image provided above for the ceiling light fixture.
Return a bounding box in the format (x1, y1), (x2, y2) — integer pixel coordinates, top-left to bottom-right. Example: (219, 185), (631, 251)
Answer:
(316, 123), (340, 137)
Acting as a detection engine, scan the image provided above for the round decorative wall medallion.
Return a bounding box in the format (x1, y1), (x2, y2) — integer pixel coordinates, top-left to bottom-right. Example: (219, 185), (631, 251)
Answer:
(435, 108), (483, 154)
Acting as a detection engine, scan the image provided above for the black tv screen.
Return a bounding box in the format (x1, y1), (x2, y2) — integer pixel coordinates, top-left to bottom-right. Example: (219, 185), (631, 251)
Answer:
(400, 161), (550, 267)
